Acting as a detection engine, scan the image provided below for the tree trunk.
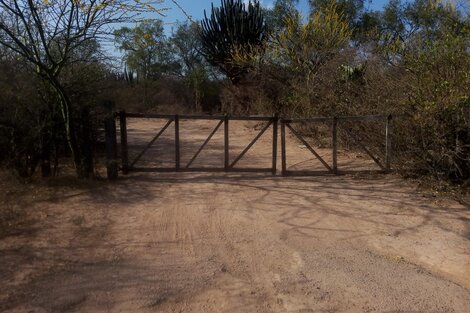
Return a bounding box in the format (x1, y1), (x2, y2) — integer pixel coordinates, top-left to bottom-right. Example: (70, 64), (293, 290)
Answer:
(49, 77), (92, 178)
(40, 119), (52, 178)
(40, 148), (52, 178)
(80, 107), (94, 178)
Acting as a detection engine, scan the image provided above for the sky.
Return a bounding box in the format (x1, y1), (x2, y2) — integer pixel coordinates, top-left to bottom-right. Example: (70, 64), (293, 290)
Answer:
(159, 0), (390, 33)
(108, 0), (390, 59)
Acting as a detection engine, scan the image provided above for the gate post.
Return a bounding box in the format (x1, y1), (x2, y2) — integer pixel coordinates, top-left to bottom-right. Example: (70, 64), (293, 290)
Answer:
(224, 114), (229, 172)
(272, 114), (278, 175)
(332, 117), (338, 174)
(281, 119), (287, 176)
(119, 111), (129, 175)
(104, 113), (118, 180)
(385, 114), (392, 172)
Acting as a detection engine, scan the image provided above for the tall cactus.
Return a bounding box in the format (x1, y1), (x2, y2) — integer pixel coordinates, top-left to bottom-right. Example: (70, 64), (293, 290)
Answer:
(200, 0), (267, 82)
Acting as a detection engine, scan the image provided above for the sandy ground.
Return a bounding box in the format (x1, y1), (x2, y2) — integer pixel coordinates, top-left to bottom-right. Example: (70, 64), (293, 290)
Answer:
(1, 118), (469, 313)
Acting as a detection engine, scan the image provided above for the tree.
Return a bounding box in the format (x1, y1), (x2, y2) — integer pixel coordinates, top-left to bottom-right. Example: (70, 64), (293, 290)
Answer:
(309, 0), (365, 25)
(171, 22), (204, 75)
(380, 0), (470, 180)
(381, 0), (406, 38)
(277, 1), (352, 81)
(264, 0), (299, 32)
(171, 22), (209, 111)
(0, 0), (165, 177)
(115, 20), (179, 81)
(0, 55), (50, 178)
(199, 0), (267, 82)
(114, 20), (180, 108)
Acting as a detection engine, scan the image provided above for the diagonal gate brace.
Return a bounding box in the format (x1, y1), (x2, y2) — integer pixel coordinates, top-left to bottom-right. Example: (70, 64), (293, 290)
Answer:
(286, 123), (332, 172)
(186, 120), (224, 168)
(344, 128), (385, 170)
(229, 120), (273, 168)
(130, 119), (173, 168)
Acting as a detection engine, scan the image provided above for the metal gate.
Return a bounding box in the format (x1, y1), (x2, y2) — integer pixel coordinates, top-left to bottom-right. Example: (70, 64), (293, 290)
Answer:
(280, 115), (392, 176)
(104, 112), (392, 178)
(118, 112), (278, 174)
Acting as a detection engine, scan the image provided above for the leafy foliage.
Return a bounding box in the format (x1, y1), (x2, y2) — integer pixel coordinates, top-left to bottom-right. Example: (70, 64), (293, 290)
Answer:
(0, 0), (166, 178)
(264, 0), (300, 32)
(172, 22), (204, 74)
(381, 1), (470, 179)
(115, 21), (179, 81)
(0, 0), (468, 183)
(309, 0), (365, 24)
(276, 2), (352, 79)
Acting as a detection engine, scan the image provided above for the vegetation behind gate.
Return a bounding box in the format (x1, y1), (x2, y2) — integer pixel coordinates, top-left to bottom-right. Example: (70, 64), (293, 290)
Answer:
(0, 0), (468, 184)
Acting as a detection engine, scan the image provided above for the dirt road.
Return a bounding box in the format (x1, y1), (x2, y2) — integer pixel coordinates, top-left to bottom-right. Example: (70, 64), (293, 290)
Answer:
(1, 118), (469, 312)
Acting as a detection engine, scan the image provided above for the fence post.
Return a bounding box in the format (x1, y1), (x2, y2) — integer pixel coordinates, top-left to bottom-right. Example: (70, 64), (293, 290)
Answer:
(385, 114), (392, 172)
(105, 115), (118, 180)
(272, 114), (278, 175)
(119, 110), (129, 175)
(332, 117), (338, 174)
(281, 120), (287, 176)
(174, 114), (180, 171)
(224, 114), (229, 171)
